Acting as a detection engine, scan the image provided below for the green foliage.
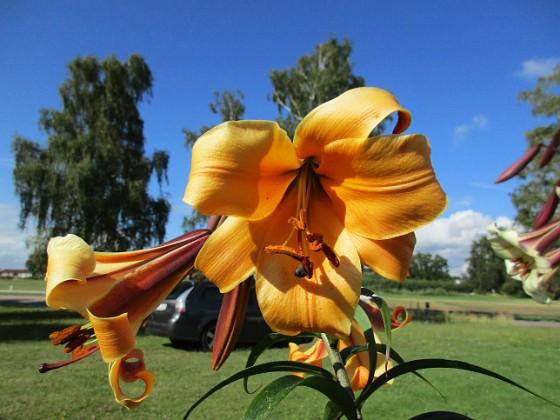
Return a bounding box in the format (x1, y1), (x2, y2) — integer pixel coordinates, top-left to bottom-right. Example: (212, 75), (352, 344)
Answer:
(11, 54), (170, 276)
(465, 236), (524, 295)
(511, 65), (560, 228)
(182, 90), (246, 230)
(408, 252), (452, 281)
(269, 37), (367, 138)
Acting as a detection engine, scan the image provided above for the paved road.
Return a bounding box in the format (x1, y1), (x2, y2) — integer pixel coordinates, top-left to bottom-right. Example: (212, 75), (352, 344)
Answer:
(0, 293), (46, 307)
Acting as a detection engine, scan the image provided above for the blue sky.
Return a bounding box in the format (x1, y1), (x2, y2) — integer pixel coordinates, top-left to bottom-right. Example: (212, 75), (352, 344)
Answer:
(1, 1), (558, 274)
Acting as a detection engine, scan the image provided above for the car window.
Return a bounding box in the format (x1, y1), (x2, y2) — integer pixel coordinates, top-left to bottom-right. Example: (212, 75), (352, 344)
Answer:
(200, 286), (223, 302)
(167, 281), (194, 300)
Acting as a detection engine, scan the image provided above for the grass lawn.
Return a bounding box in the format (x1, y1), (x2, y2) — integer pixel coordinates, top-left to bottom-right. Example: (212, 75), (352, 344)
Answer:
(0, 278), (45, 294)
(1, 304), (559, 419)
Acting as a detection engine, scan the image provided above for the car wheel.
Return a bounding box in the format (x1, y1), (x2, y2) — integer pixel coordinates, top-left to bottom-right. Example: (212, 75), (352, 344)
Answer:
(200, 323), (216, 351)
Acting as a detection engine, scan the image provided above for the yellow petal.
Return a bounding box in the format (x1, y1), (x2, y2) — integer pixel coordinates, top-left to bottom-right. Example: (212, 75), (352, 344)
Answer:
(349, 232), (416, 281)
(45, 235), (117, 315)
(317, 134), (447, 239)
(185, 121), (300, 220)
(294, 87), (411, 159)
(108, 348), (155, 410)
(288, 339), (328, 377)
(256, 186), (361, 338)
(195, 217), (260, 293)
(88, 311), (136, 363)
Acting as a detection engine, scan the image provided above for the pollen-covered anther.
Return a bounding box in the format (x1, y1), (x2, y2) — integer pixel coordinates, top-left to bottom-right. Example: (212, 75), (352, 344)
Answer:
(264, 244), (305, 261)
(288, 208), (308, 231)
(64, 333), (91, 353)
(48, 325), (83, 346)
(306, 233), (340, 267)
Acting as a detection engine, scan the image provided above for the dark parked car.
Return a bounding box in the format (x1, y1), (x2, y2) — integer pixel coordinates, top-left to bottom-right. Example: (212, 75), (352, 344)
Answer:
(144, 279), (271, 350)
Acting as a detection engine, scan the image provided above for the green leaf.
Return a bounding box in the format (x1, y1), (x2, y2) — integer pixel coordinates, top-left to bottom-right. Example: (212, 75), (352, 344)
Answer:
(323, 400), (341, 420)
(409, 411), (473, 419)
(355, 358), (560, 410)
(374, 344), (445, 401)
(244, 375), (358, 420)
(243, 332), (317, 393)
(184, 361), (334, 419)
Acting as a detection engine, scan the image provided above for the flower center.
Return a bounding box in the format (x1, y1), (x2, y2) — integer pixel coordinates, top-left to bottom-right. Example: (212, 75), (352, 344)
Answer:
(264, 162), (339, 278)
(509, 257), (533, 279)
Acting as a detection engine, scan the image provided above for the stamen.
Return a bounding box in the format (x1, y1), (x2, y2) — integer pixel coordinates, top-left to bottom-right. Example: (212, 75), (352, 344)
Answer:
(264, 245), (304, 261)
(48, 325), (82, 346)
(306, 233), (340, 267)
(64, 333), (91, 353)
(39, 345), (100, 373)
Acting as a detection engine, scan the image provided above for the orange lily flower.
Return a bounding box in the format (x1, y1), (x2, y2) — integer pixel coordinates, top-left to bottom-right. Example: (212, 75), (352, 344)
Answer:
(41, 230), (210, 409)
(185, 87), (447, 338)
(288, 321), (393, 391)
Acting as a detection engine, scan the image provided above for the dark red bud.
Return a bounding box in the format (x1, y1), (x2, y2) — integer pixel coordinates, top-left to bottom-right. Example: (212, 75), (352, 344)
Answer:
(495, 144), (542, 183)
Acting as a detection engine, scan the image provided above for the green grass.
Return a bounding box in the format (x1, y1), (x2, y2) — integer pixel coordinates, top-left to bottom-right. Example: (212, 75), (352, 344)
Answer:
(0, 278), (45, 294)
(1, 305), (559, 419)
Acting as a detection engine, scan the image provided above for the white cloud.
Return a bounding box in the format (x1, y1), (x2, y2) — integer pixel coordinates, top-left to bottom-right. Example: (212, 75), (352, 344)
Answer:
(0, 203), (31, 268)
(452, 114), (489, 146)
(517, 58), (560, 79)
(415, 210), (513, 276)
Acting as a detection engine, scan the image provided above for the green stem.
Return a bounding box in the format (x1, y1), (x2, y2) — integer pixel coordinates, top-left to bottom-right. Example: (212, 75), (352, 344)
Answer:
(320, 333), (362, 420)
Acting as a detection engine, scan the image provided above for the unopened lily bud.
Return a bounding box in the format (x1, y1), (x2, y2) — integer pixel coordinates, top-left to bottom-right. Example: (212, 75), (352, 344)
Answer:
(495, 144), (542, 183)
(539, 130), (559, 168)
(534, 181), (560, 228)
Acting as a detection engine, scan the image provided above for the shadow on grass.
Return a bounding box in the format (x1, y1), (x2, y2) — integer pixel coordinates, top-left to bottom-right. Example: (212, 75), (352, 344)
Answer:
(0, 308), (82, 341)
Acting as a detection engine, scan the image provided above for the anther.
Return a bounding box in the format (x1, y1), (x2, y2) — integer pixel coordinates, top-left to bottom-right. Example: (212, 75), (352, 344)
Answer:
(264, 245), (304, 261)
(306, 233), (340, 267)
(288, 209), (308, 231)
(48, 325), (82, 346)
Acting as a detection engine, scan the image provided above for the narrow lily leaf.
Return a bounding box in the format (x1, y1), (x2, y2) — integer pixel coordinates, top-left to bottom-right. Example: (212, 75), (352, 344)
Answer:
(355, 358), (560, 410)
(374, 344), (445, 401)
(244, 375), (358, 420)
(323, 400), (341, 420)
(360, 288), (393, 380)
(243, 332), (318, 392)
(409, 411), (472, 419)
(184, 361), (334, 419)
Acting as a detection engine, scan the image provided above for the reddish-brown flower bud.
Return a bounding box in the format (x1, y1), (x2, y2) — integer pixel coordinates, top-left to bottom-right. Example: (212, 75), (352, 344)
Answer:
(534, 181), (560, 228)
(539, 129), (559, 168)
(495, 144), (542, 183)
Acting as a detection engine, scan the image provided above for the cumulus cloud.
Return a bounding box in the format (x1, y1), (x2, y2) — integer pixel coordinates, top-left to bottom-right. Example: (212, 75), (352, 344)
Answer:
(415, 210), (513, 276)
(517, 58), (560, 79)
(0, 203), (31, 268)
(452, 114), (488, 146)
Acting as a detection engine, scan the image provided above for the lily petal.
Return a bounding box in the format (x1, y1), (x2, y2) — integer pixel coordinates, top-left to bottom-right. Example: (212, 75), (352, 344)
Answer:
(89, 311), (136, 363)
(256, 186), (361, 338)
(288, 339), (328, 377)
(294, 87), (411, 160)
(185, 121), (300, 220)
(46, 235), (119, 315)
(349, 232), (416, 281)
(108, 348), (155, 410)
(317, 134), (447, 239)
(195, 217), (261, 293)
